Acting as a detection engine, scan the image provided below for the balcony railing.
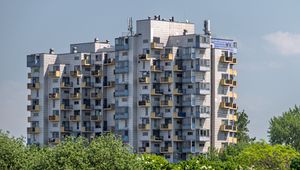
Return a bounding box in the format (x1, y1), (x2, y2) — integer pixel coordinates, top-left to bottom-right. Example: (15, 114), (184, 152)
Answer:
(160, 147), (173, 153)
(228, 92), (238, 99)
(27, 105), (40, 112)
(160, 77), (173, 84)
(173, 135), (184, 141)
(173, 65), (183, 72)
(91, 115), (102, 121)
(150, 135), (163, 142)
(151, 42), (164, 49)
(220, 56), (237, 64)
(60, 126), (73, 133)
(139, 77), (150, 84)
(103, 58), (115, 65)
(48, 70), (60, 78)
(60, 104), (73, 110)
(228, 137), (237, 143)
(220, 124), (237, 132)
(60, 82), (72, 88)
(70, 70), (81, 77)
(173, 88), (183, 95)
(27, 127), (40, 134)
(81, 82), (93, 88)
(138, 100), (151, 107)
(49, 115), (59, 122)
(81, 59), (91, 67)
(115, 112), (129, 120)
(160, 123), (173, 130)
(48, 138), (60, 144)
(150, 65), (163, 72)
(27, 82), (40, 89)
(150, 112), (163, 119)
(220, 79), (237, 87)
(103, 81), (115, 88)
(69, 115), (80, 122)
(138, 147), (151, 153)
(91, 70), (102, 77)
(103, 104), (115, 111)
(91, 92), (101, 99)
(70, 93), (80, 100)
(160, 100), (173, 107)
(229, 69), (237, 76)
(173, 112), (186, 118)
(220, 102), (238, 110)
(138, 54), (151, 60)
(151, 89), (164, 96)
(81, 104), (93, 110)
(160, 53), (173, 60)
(49, 93), (59, 100)
(81, 126), (92, 132)
(138, 124), (150, 130)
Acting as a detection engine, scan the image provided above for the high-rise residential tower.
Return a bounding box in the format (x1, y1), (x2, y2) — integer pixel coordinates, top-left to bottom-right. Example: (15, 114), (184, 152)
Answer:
(27, 16), (237, 162)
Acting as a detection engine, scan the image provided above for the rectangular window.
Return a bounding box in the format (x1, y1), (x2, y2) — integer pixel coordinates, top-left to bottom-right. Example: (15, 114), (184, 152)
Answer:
(142, 132), (148, 136)
(74, 56), (79, 60)
(188, 38), (193, 43)
(143, 39), (149, 43)
(52, 100), (55, 108)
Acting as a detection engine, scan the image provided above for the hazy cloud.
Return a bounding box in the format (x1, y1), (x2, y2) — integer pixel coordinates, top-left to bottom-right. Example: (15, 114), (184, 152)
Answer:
(263, 31), (300, 55)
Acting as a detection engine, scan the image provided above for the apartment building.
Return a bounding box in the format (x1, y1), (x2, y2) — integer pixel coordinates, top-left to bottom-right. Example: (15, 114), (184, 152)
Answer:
(27, 16), (237, 162)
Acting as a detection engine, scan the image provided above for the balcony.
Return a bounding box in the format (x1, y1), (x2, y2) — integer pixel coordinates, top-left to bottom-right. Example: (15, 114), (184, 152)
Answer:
(28, 73), (32, 78)
(151, 89), (163, 96)
(160, 53), (173, 61)
(27, 105), (40, 112)
(60, 126), (73, 133)
(69, 115), (80, 122)
(91, 70), (102, 77)
(49, 115), (59, 122)
(49, 93), (59, 100)
(173, 88), (183, 95)
(160, 100), (173, 107)
(60, 82), (72, 88)
(160, 77), (173, 84)
(70, 70), (81, 77)
(81, 82), (92, 88)
(139, 77), (150, 84)
(70, 92), (80, 100)
(220, 102), (238, 110)
(229, 69), (237, 76)
(160, 123), (173, 131)
(27, 95), (32, 100)
(81, 104), (93, 111)
(90, 92), (101, 99)
(27, 82), (40, 89)
(48, 71), (60, 78)
(138, 100), (151, 107)
(103, 81), (115, 88)
(27, 116), (32, 122)
(160, 147), (173, 153)
(138, 124), (150, 130)
(150, 112), (163, 119)
(103, 104), (115, 111)
(27, 127), (40, 134)
(173, 135), (184, 141)
(60, 104), (73, 110)
(48, 138), (60, 144)
(151, 42), (164, 49)
(220, 79), (237, 87)
(103, 58), (115, 66)
(228, 137), (237, 143)
(91, 115), (102, 122)
(81, 59), (91, 67)
(228, 92), (238, 99)
(228, 114), (238, 121)
(150, 135), (163, 142)
(138, 147), (151, 153)
(173, 112), (186, 118)
(81, 126), (92, 132)
(220, 56), (237, 64)
(173, 65), (183, 72)
(139, 54), (151, 61)
(150, 65), (163, 72)
(115, 112), (129, 120)
(220, 124), (237, 132)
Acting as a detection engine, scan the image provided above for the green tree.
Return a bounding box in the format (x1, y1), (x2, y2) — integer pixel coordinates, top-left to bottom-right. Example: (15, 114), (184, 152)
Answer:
(0, 130), (27, 170)
(290, 157), (300, 170)
(137, 154), (171, 170)
(269, 106), (300, 151)
(236, 141), (299, 169)
(236, 110), (254, 143)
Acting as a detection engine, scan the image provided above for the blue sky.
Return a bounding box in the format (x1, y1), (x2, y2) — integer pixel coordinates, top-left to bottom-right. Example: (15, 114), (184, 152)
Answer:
(0, 0), (300, 140)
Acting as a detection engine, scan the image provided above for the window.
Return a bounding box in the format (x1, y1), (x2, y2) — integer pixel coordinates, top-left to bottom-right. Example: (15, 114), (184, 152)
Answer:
(142, 86), (148, 89)
(74, 56), (79, 60)
(165, 62), (171, 66)
(142, 61), (145, 69)
(188, 85), (193, 89)
(52, 101), (55, 108)
(122, 52), (128, 56)
(143, 39), (149, 43)
(77, 78), (79, 85)
(122, 98), (127, 102)
(142, 132), (148, 136)
(74, 101), (79, 105)
(53, 79), (58, 83)
(53, 123), (58, 127)
(187, 131), (193, 135)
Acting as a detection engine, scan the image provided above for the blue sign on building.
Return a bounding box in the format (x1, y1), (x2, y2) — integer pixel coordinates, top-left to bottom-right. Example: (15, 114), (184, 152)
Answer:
(211, 38), (237, 54)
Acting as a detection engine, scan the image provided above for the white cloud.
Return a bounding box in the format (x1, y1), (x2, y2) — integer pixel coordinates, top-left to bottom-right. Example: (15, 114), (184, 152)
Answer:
(263, 31), (300, 55)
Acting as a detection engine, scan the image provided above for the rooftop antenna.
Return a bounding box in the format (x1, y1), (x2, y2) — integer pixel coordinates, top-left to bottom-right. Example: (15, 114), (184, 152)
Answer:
(128, 17), (133, 36)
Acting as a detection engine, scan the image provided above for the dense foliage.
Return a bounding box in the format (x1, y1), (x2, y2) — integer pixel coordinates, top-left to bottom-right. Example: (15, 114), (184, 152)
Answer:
(1, 130), (299, 170)
(269, 106), (300, 151)
(236, 110), (255, 143)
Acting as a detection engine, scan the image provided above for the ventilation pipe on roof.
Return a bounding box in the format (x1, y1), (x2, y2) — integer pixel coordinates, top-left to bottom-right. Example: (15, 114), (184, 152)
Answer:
(49, 48), (54, 54)
(204, 20), (211, 36)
